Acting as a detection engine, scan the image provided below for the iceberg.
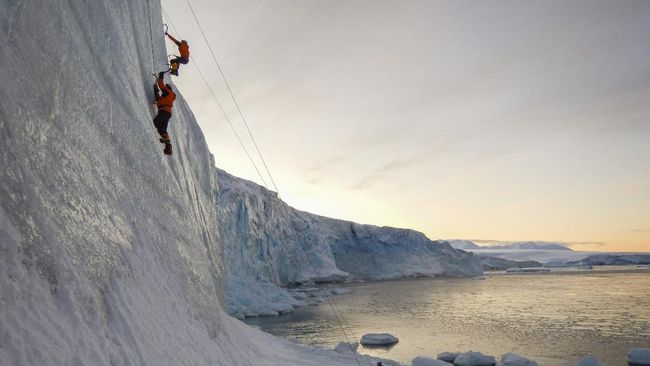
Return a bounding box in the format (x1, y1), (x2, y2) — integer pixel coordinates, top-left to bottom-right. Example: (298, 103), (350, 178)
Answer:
(572, 356), (599, 366)
(413, 356), (454, 366)
(496, 353), (538, 366)
(438, 352), (460, 362)
(360, 333), (400, 346)
(453, 351), (497, 366)
(505, 267), (550, 273)
(629, 348), (650, 366)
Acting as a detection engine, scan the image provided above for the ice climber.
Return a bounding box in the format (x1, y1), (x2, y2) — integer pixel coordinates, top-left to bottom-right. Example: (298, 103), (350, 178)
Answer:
(165, 31), (190, 76)
(153, 72), (176, 155)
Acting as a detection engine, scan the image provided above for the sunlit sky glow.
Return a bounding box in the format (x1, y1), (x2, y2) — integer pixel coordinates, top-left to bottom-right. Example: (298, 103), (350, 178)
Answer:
(161, 0), (650, 252)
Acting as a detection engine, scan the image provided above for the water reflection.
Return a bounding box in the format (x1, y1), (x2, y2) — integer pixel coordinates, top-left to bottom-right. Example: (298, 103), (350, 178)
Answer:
(244, 269), (650, 366)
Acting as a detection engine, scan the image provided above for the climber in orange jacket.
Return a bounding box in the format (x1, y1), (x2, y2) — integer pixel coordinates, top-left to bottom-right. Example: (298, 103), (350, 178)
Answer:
(165, 32), (190, 76)
(153, 72), (176, 155)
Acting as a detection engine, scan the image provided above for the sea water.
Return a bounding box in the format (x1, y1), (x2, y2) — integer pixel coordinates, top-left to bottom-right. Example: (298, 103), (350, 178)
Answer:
(244, 268), (650, 365)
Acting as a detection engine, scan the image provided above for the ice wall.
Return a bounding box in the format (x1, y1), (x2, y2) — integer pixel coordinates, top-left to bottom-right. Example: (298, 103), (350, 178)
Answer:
(217, 169), (482, 316)
(0, 1), (371, 365)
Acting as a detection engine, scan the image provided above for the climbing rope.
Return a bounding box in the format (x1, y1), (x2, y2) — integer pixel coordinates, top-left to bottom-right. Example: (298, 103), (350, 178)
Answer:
(183, 0), (280, 196)
(162, 7), (361, 366)
(291, 226), (363, 365)
(145, 0), (156, 71)
(161, 7), (269, 189)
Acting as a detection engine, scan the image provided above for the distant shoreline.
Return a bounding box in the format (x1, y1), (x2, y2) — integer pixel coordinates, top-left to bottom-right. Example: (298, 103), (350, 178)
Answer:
(486, 265), (650, 276)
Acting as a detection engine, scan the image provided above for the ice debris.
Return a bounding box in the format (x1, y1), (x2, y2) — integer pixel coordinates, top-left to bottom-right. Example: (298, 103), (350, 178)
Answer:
(334, 341), (359, 354)
(572, 356), (599, 366)
(438, 352), (460, 362)
(496, 353), (538, 366)
(629, 349), (650, 366)
(453, 351), (496, 366)
(360, 333), (399, 346)
(413, 356), (454, 366)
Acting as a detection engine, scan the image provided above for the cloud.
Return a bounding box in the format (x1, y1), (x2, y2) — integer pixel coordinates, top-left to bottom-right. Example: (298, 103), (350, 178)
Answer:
(305, 156), (348, 174)
(302, 156), (348, 185)
(347, 158), (417, 190)
(627, 228), (650, 233)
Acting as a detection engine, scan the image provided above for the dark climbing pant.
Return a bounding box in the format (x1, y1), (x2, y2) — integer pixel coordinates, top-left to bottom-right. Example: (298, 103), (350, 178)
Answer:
(170, 57), (189, 66)
(153, 110), (171, 137)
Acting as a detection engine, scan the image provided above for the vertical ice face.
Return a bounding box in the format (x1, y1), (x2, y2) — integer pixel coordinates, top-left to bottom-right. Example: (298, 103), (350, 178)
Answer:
(0, 0), (230, 364)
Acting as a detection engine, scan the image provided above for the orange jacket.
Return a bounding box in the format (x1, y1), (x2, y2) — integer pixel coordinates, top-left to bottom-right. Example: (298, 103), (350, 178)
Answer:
(156, 78), (176, 114)
(167, 34), (190, 59)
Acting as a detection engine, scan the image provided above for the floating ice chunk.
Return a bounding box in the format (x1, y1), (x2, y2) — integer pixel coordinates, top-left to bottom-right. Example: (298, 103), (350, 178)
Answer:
(453, 351), (496, 366)
(334, 341), (359, 354)
(296, 287), (321, 292)
(629, 349), (650, 366)
(438, 352), (460, 362)
(572, 356), (599, 366)
(413, 356), (454, 366)
(360, 333), (399, 346)
(505, 268), (550, 273)
(307, 297), (325, 306)
(496, 353), (538, 366)
(331, 288), (350, 295)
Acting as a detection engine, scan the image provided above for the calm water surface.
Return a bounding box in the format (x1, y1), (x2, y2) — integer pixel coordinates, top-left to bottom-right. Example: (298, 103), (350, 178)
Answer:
(244, 269), (650, 366)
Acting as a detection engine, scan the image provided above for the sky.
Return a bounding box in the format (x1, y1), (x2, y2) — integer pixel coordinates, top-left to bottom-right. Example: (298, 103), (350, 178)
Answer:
(160, 0), (650, 252)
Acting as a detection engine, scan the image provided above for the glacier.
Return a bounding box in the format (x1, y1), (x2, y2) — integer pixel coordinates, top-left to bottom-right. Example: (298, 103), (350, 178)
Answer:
(217, 168), (481, 316)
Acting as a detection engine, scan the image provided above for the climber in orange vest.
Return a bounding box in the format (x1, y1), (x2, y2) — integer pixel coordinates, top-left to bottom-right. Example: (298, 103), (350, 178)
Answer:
(165, 32), (190, 76)
(153, 72), (176, 155)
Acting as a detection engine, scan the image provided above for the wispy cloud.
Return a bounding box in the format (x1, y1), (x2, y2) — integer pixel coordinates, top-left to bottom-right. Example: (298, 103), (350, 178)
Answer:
(302, 156), (348, 185)
(627, 229), (650, 233)
(348, 158), (417, 190)
(305, 156), (348, 174)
